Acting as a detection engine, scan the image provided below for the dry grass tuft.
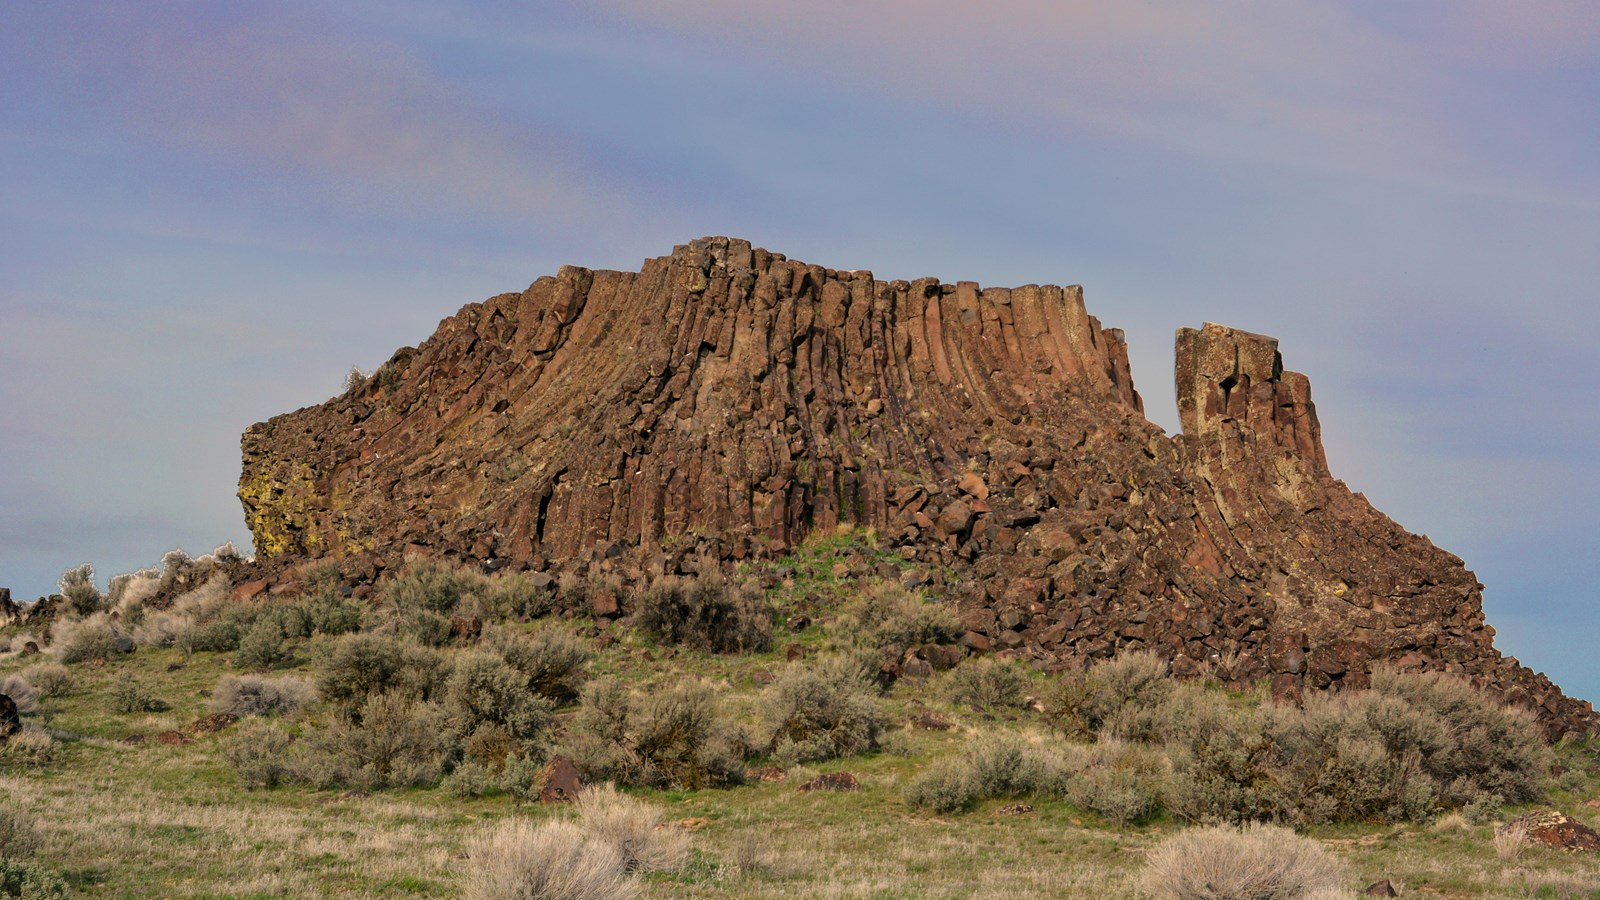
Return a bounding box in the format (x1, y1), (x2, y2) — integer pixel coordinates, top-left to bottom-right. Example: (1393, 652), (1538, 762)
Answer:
(464, 818), (635, 900)
(573, 784), (688, 874)
(1142, 823), (1351, 900)
(1494, 823), (1530, 861)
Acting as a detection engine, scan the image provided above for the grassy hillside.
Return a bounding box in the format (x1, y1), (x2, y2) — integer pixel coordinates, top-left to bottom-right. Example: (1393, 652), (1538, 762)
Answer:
(2, 532), (1599, 898)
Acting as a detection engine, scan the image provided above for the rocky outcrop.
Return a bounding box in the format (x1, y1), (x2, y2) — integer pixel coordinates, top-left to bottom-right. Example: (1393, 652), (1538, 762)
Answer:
(239, 237), (1594, 737)
(1498, 810), (1600, 851)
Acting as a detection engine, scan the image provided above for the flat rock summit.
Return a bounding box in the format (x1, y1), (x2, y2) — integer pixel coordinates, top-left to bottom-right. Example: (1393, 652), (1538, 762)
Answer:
(239, 237), (1594, 737)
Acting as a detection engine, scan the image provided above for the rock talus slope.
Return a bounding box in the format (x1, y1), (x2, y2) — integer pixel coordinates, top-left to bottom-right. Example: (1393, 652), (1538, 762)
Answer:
(239, 237), (1593, 736)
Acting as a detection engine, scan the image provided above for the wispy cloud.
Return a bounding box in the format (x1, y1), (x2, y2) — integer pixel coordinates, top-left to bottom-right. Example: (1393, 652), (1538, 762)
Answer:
(577, 0), (1600, 208)
(6, 2), (636, 225)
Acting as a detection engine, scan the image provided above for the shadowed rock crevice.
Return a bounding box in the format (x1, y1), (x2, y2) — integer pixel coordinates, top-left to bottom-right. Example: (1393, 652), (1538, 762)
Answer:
(238, 237), (1594, 737)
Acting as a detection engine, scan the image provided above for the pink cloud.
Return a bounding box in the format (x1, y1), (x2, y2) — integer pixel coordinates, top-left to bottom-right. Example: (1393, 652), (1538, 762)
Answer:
(29, 3), (634, 224)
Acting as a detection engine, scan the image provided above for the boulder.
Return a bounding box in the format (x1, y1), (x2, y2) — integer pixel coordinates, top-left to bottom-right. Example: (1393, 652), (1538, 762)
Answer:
(1497, 810), (1600, 852)
(536, 756), (585, 803)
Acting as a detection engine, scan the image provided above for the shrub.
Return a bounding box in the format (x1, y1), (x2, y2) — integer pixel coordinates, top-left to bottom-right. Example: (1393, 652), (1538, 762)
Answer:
(208, 675), (316, 718)
(158, 548), (195, 593)
(463, 819), (634, 900)
(903, 733), (1065, 814)
(299, 588), (362, 637)
(564, 678), (746, 789)
(399, 609), (455, 648)
(965, 733), (1064, 798)
(58, 563), (102, 618)
(106, 567), (160, 614)
(633, 573), (772, 654)
(131, 609), (191, 650)
(398, 642), (453, 703)
(19, 664), (71, 699)
(318, 633), (405, 710)
(485, 571), (557, 620)
(1370, 668), (1551, 807)
(189, 619), (242, 653)
(1062, 738), (1169, 825)
(498, 753), (546, 801)
(1141, 823), (1350, 900)
(904, 757), (978, 813)
(1048, 650), (1172, 739)
(223, 720), (294, 789)
(55, 617), (127, 664)
(0, 859), (68, 899)
(947, 658), (1029, 712)
(0, 676), (38, 716)
(760, 657), (884, 766)
(0, 805), (43, 859)
(107, 672), (163, 714)
(234, 614), (291, 670)
(1155, 684), (1276, 824)
(574, 784), (688, 874)
(446, 651), (554, 752)
(150, 571), (236, 648)
(1462, 791), (1503, 826)
(1259, 691), (1435, 825)
(443, 761), (499, 798)
(485, 625), (591, 703)
(291, 692), (449, 790)
(381, 558), (486, 617)
(838, 583), (960, 650)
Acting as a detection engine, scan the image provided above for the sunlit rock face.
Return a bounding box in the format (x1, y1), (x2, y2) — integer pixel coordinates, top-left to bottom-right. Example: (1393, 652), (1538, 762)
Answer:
(240, 237), (1594, 737)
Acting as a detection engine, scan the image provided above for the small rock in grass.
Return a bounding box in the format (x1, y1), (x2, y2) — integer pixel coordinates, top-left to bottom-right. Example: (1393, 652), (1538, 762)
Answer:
(799, 772), (859, 793)
(537, 756), (586, 803)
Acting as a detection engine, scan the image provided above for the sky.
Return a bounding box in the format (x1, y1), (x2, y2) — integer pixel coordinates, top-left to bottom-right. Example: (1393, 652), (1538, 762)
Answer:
(2, 2), (1597, 699)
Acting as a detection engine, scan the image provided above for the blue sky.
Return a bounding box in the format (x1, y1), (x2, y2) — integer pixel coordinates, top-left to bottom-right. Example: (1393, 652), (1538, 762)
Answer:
(3, 2), (1597, 700)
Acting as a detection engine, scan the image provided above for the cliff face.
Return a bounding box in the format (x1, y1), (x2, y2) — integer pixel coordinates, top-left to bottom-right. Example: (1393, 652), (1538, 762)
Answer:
(240, 237), (1593, 736)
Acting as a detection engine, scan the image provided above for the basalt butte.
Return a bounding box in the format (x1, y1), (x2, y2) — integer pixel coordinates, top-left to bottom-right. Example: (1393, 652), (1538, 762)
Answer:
(237, 237), (1595, 737)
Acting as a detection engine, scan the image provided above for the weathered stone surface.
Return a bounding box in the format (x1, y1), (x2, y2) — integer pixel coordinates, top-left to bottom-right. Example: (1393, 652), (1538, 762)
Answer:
(537, 756), (585, 803)
(239, 238), (1595, 737)
(1498, 809), (1600, 851)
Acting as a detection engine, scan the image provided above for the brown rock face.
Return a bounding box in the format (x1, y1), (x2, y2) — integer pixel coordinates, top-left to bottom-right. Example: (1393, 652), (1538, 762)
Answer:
(240, 237), (1593, 736)
(537, 756), (585, 803)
